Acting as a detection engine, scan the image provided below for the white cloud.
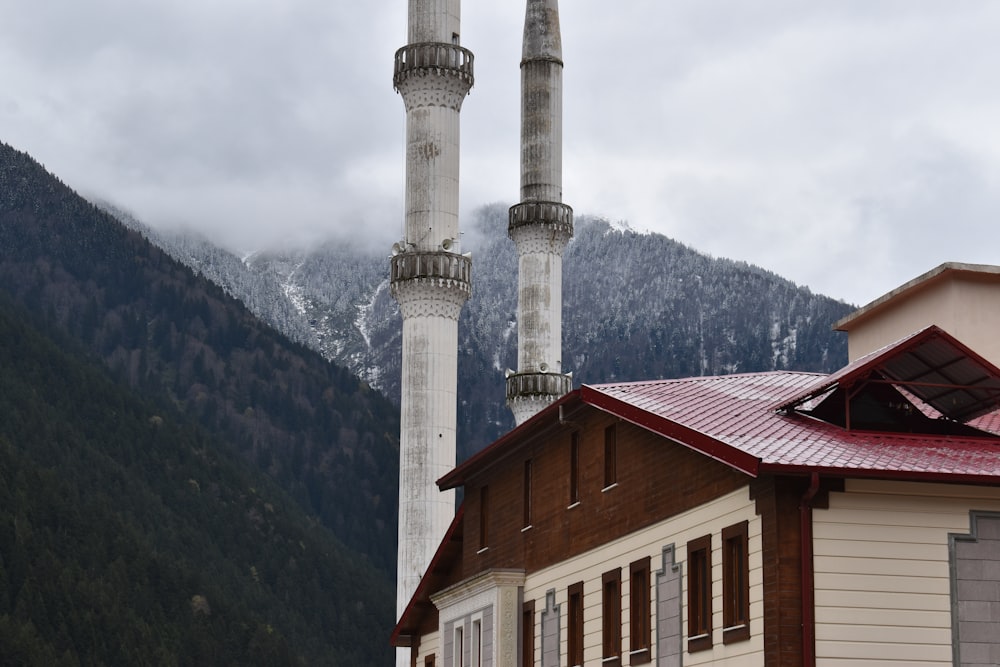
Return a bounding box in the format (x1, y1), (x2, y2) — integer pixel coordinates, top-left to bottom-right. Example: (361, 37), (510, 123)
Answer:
(3, 0), (1000, 305)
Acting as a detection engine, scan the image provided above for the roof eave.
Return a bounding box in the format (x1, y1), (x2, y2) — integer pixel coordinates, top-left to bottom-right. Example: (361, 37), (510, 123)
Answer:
(438, 390), (582, 490)
(757, 462), (1000, 486)
(580, 384), (761, 477)
(390, 504), (465, 647)
(834, 262), (1000, 332)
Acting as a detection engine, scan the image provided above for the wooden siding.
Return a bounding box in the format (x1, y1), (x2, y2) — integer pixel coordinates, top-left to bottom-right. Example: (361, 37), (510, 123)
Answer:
(520, 488), (765, 667)
(461, 411), (750, 577)
(813, 479), (1000, 667)
(752, 475), (808, 667)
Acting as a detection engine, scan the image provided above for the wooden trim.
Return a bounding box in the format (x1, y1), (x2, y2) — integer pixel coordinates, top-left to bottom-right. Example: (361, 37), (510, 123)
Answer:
(522, 599), (535, 667)
(524, 459), (533, 528)
(628, 556), (652, 665)
(479, 485), (489, 550)
(604, 423), (618, 488)
(568, 581), (584, 667)
(602, 568), (622, 665)
(752, 476), (805, 667)
(686, 534), (713, 653)
(722, 520), (750, 644)
(569, 432), (580, 505)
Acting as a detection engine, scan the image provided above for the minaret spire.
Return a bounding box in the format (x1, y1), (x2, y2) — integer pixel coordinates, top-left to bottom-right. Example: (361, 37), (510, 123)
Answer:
(507, 0), (573, 425)
(391, 0), (473, 658)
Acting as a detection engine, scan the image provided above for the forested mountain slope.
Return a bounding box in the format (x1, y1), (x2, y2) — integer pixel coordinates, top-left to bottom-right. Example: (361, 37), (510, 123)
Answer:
(0, 290), (393, 664)
(0, 142), (400, 579)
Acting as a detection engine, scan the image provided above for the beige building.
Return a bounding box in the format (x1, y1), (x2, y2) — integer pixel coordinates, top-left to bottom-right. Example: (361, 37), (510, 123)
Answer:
(392, 267), (1000, 667)
(835, 262), (1000, 366)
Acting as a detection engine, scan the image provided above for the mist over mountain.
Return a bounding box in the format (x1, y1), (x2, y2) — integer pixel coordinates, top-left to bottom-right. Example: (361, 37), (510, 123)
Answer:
(1, 137), (853, 660)
(121, 203), (854, 461)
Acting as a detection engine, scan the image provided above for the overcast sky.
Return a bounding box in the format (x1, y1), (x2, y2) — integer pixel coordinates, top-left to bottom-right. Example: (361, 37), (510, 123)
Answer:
(3, 1), (999, 306)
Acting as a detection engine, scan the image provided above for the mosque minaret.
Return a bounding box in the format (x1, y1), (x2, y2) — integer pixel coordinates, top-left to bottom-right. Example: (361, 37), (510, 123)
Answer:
(390, 0), (473, 654)
(506, 0), (574, 425)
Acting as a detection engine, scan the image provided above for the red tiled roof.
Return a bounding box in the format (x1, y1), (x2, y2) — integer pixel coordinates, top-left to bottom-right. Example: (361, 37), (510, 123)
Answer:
(441, 328), (1000, 494)
(586, 370), (1000, 483)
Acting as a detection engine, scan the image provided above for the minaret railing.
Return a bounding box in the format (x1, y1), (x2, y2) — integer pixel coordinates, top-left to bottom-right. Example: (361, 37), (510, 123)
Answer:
(390, 250), (472, 289)
(505, 372), (573, 402)
(394, 43), (475, 91)
(508, 201), (574, 237)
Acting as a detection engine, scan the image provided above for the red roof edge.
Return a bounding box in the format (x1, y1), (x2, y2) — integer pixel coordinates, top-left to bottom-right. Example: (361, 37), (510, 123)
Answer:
(758, 462), (1000, 486)
(390, 504), (466, 648)
(580, 385), (761, 477)
(438, 389), (583, 490)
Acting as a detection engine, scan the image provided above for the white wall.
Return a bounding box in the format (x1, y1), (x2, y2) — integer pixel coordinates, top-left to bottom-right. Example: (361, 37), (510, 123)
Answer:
(522, 487), (764, 667)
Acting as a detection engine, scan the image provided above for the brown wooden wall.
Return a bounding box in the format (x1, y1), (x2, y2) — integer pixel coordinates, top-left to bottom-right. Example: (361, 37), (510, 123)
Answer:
(459, 406), (751, 578)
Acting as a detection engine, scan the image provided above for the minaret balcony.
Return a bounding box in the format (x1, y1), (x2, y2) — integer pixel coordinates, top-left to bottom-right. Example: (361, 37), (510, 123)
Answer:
(505, 371), (572, 401)
(394, 42), (475, 91)
(508, 201), (574, 238)
(390, 249), (472, 291)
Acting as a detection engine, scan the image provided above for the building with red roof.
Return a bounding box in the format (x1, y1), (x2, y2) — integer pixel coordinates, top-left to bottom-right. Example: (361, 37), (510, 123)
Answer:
(392, 266), (1000, 667)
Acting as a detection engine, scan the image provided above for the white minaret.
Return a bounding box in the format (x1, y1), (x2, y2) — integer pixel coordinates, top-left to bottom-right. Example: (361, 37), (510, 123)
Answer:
(391, 0), (473, 657)
(506, 0), (573, 425)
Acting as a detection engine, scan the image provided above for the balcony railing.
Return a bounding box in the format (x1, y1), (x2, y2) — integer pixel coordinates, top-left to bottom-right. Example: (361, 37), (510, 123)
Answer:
(506, 372), (572, 401)
(390, 249), (471, 287)
(508, 201), (574, 236)
(394, 42), (474, 91)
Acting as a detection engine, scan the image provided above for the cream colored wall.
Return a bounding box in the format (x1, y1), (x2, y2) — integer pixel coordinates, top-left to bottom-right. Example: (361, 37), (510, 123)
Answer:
(522, 487), (764, 667)
(813, 479), (1000, 667)
(415, 630), (440, 666)
(846, 276), (1000, 365)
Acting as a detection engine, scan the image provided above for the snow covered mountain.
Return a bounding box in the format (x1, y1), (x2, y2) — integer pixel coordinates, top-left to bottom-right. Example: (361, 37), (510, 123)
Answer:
(110, 202), (854, 458)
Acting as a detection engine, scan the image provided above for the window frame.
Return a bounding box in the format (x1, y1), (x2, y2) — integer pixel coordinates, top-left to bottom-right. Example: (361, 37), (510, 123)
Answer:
(603, 423), (617, 490)
(628, 556), (651, 664)
(523, 459), (533, 529)
(478, 485), (489, 552)
(722, 521), (750, 644)
(522, 599), (535, 667)
(602, 568), (622, 665)
(687, 534), (713, 653)
(472, 618), (482, 667)
(569, 432), (580, 506)
(568, 581), (584, 667)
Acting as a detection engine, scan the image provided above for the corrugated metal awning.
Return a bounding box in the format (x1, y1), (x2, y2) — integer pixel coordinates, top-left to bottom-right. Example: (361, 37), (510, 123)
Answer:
(776, 325), (1000, 423)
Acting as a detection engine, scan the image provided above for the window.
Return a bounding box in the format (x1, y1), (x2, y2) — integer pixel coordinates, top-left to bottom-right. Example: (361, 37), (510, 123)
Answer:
(602, 569), (622, 665)
(603, 424), (617, 489)
(687, 535), (712, 652)
(472, 619), (482, 667)
(568, 582), (584, 666)
(629, 557), (651, 664)
(722, 521), (750, 643)
(455, 625), (464, 667)
(523, 459), (533, 528)
(478, 486), (489, 551)
(523, 600), (535, 667)
(425, 655), (435, 667)
(569, 433), (580, 506)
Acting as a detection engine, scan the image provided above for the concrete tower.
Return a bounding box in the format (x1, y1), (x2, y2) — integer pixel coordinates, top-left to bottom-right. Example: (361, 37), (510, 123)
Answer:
(391, 0), (473, 649)
(506, 0), (573, 425)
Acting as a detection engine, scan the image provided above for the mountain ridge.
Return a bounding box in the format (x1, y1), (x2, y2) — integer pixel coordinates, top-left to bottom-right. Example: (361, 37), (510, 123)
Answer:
(119, 201), (854, 458)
